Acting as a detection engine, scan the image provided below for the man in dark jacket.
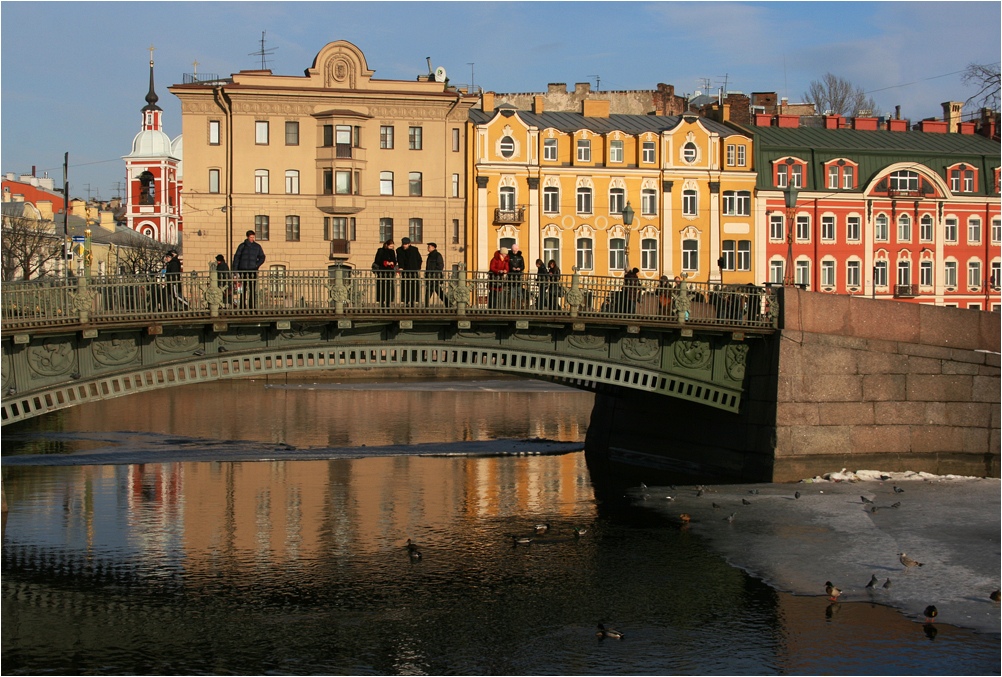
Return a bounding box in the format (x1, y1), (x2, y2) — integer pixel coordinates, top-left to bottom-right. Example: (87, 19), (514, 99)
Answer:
(161, 249), (185, 311)
(424, 242), (448, 307)
(397, 237), (423, 307)
(507, 244), (526, 307)
(232, 230), (266, 309)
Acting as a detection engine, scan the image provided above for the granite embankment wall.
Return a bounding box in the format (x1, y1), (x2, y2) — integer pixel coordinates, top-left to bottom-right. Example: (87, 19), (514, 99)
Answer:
(585, 289), (1000, 483)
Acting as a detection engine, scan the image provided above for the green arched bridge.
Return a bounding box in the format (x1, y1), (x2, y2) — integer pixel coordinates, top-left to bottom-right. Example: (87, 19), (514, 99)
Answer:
(1, 268), (778, 426)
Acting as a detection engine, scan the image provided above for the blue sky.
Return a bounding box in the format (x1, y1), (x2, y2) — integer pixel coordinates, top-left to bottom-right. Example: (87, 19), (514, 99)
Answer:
(1, 1), (999, 200)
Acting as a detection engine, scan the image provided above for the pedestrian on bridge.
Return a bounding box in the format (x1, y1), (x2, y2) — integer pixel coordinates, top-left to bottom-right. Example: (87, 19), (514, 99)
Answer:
(424, 243), (448, 307)
(372, 239), (397, 308)
(508, 244), (526, 307)
(488, 248), (509, 309)
(397, 237), (423, 307)
(232, 230), (266, 309)
(213, 254), (232, 306)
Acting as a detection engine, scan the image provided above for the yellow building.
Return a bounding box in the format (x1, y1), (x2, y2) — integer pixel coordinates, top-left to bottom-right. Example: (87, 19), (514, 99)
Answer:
(170, 41), (478, 274)
(468, 95), (758, 285)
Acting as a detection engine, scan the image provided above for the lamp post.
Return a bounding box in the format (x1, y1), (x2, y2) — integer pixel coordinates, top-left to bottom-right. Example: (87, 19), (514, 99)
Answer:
(783, 186), (798, 286)
(621, 201), (635, 272)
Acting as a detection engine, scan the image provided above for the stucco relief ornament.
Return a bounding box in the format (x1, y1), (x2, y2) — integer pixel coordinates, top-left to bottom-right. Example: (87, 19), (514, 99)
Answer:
(564, 286), (585, 310)
(674, 338), (711, 369)
(68, 287), (98, 315)
(622, 336), (660, 362)
(155, 334), (201, 354)
(673, 287), (692, 322)
(277, 323), (324, 341)
(329, 280), (351, 307)
(202, 281), (223, 308)
(725, 343), (749, 381)
(92, 335), (140, 366)
(567, 334), (605, 351)
(447, 278), (472, 307)
(27, 340), (74, 377)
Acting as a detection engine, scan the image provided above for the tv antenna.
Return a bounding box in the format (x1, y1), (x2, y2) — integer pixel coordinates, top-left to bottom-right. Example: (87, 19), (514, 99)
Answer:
(250, 31), (277, 70)
(589, 74), (601, 91)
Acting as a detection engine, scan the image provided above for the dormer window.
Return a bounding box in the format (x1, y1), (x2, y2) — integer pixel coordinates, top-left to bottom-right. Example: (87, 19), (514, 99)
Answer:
(948, 163), (977, 193)
(775, 157), (805, 188)
(682, 142), (697, 163)
(825, 159), (858, 190)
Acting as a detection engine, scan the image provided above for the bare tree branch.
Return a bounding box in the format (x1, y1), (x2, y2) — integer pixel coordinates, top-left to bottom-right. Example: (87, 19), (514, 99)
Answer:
(1, 213), (63, 281)
(962, 62), (1001, 111)
(804, 73), (880, 117)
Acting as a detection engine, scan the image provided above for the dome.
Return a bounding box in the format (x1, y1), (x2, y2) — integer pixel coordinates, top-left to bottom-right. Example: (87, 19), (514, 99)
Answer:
(127, 128), (175, 158)
(171, 135), (184, 178)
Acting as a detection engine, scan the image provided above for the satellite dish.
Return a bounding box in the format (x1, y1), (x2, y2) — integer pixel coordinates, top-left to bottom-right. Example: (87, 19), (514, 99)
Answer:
(434, 66), (447, 83)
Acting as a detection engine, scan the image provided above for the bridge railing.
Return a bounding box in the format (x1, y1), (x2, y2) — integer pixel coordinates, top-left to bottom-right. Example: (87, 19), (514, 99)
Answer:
(1, 269), (779, 332)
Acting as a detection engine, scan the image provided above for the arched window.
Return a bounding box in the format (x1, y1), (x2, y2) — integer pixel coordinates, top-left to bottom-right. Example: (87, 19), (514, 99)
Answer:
(139, 171), (155, 205)
(609, 237), (626, 271)
(576, 237), (594, 271)
(255, 169), (269, 194)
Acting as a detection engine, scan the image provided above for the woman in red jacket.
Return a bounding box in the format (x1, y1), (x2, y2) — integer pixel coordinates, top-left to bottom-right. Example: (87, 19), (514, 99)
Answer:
(488, 248), (509, 309)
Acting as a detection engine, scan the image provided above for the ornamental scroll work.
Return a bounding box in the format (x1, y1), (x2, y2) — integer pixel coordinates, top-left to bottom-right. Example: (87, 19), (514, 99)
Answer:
(27, 340), (75, 377)
(621, 336), (660, 363)
(724, 343), (750, 382)
(673, 338), (711, 370)
(325, 57), (355, 88)
(92, 334), (140, 367)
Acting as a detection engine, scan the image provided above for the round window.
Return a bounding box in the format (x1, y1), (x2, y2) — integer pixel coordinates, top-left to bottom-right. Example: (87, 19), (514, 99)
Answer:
(682, 142), (697, 163)
(500, 136), (515, 158)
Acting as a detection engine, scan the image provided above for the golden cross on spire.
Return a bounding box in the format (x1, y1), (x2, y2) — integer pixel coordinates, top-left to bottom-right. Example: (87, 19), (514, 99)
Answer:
(149, 44), (155, 65)
(192, 59), (199, 74)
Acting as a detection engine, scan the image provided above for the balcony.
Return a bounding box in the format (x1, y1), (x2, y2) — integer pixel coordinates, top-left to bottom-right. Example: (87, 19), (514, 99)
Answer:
(329, 239), (351, 260)
(894, 284), (917, 298)
(494, 206), (525, 225)
(316, 195), (365, 214)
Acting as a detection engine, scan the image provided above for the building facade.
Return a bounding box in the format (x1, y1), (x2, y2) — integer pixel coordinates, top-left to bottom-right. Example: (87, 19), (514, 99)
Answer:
(124, 55), (182, 245)
(169, 40), (478, 274)
(467, 95), (758, 285)
(741, 111), (1001, 310)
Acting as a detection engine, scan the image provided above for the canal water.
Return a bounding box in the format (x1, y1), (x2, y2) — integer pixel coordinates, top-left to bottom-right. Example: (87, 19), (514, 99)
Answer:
(2, 377), (997, 675)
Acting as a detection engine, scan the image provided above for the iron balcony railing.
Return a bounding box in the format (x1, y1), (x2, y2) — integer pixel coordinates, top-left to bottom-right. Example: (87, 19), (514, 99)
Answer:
(493, 207), (525, 224)
(1, 269), (780, 332)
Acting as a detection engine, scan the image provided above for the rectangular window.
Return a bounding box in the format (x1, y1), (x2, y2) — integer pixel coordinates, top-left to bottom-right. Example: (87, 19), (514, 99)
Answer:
(380, 125), (394, 149)
(323, 125), (334, 147)
(543, 138), (558, 162)
(821, 260), (836, 286)
(796, 260), (810, 287)
(576, 238), (593, 271)
(543, 237), (560, 265)
(209, 120), (220, 145)
(727, 144), (736, 166)
(796, 215), (810, 241)
(576, 188), (592, 214)
(335, 125), (352, 158)
(897, 261), (911, 286)
(991, 261), (1001, 289)
(642, 141), (656, 164)
(452, 174), (460, 198)
(641, 189), (657, 216)
(770, 260), (785, 285)
(325, 217), (348, 241)
(682, 239), (698, 272)
(409, 218), (423, 243)
(255, 215), (270, 241)
(408, 126), (422, 150)
(920, 216), (933, 242)
(255, 120), (269, 145)
(682, 190), (697, 217)
(609, 238), (626, 271)
(874, 260), (888, 287)
(452, 218), (460, 244)
(791, 165), (803, 188)
(821, 216), (836, 241)
(843, 166), (854, 189)
(968, 261), (982, 289)
(335, 170), (352, 195)
(828, 165), (839, 189)
(255, 169), (269, 194)
(968, 218), (982, 244)
(770, 214), (785, 241)
(898, 216), (912, 242)
(847, 260), (861, 287)
(944, 261), (958, 287)
(641, 238), (657, 271)
(543, 187), (559, 213)
(736, 145), (746, 166)
(576, 139), (591, 162)
(920, 260), (933, 287)
(945, 217), (958, 242)
(992, 218), (1002, 244)
(737, 241), (751, 271)
(452, 128), (460, 152)
(776, 164), (788, 188)
(208, 169), (220, 194)
(285, 121), (299, 146)
(353, 126), (361, 148)
(379, 218), (394, 243)
(609, 189), (625, 215)
(964, 170), (974, 192)
(380, 171), (393, 196)
(846, 216), (861, 242)
(285, 170), (300, 195)
(609, 140), (624, 163)
(722, 191), (750, 216)
(409, 172), (423, 197)
(875, 215), (888, 241)
(285, 215), (300, 242)
(323, 169), (333, 195)
(721, 240), (736, 271)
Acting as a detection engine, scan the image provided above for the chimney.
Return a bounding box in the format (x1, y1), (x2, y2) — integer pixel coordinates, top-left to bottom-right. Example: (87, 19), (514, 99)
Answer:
(918, 119), (948, 133)
(481, 92), (495, 113)
(776, 114), (799, 128)
(852, 117), (879, 131)
(582, 99), (610, 118)
(942, 101), (963, 132)
(888, 118), (908, 132)
(823, 114), (842, 129)
(894, 105), (901, 120)
(532, 95), (544, 114)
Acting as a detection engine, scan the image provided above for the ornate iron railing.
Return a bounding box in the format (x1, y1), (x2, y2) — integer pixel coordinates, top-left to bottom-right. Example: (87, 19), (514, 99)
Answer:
(1, 269), (779, 332)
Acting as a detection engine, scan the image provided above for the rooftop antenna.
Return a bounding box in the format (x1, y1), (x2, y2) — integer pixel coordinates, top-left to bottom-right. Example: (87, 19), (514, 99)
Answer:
(468, 62), (475, 92)
(716, 73), (729, 101)
(697, 77), (711, 93)
(249, 31), (277, 70)
(589, 74), (601, 91)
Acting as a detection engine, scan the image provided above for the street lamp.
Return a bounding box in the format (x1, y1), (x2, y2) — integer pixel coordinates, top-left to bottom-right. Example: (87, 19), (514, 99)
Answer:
(621, 201), (635, 272)
(783, 186), (798, 286)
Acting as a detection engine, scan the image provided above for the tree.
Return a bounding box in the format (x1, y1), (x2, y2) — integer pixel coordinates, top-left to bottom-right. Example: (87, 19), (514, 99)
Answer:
(1, 211), (63, 282)
(962, 62), (1000, 111)
(116, 234), (172, 276)
(803, 73), (880, 117)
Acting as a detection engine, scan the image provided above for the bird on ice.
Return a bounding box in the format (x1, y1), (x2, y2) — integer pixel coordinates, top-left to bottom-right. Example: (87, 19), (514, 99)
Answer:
(860, 495), (874, 504)
(724, 512), (736, 523)
(742, 498), (752, 505)
(893, 485), (905, 493)
(794, 491), (801, 499)
(825, 581), (843, 601)
(899, 553), (924, 568)
(923, 605), (938, 623)
(882, 578), (892, 589)
(865, 574), (879, 589)
(596, 623), (624, 640)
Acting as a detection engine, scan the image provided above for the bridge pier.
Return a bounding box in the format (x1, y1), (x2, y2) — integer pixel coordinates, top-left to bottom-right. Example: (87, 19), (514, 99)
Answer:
(585, 288), (1001, 483)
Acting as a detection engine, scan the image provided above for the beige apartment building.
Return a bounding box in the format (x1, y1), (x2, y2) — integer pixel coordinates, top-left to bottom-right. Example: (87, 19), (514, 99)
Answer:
(170, 40), (478, 274)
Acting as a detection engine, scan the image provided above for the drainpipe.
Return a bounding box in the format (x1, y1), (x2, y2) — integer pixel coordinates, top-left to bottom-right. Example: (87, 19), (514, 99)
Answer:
(813, 197), (819, 291)
(444, 92), (462, 257)
(986, 202), (992, 308)
(214, 86), (234, 260)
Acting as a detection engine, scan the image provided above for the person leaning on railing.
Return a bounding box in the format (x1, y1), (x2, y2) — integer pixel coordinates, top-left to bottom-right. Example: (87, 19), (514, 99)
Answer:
(372, 239), (397, 308)
(232, 230), (266, 309)
(213, 254), (232, 306)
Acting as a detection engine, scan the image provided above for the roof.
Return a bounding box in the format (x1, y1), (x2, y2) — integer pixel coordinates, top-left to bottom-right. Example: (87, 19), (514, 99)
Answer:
(469, 109), (741, 137)
(737, 124), (1000, 155)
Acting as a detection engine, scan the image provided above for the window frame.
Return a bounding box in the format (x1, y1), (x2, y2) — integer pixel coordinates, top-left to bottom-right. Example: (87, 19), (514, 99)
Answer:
(543, 138), (558, 162)
(737, 240), (751, 271)
(255, 120), (269, 145)
(609, 237), (626, 271)
(576, 139), (591, 162)
(254, 214), (270, 241)
(208, 168), (220, 194)
(576, 237), (594, 271)
(408, 126), (423, 150)
(642, 141), (656, 164)
(254, 169), (269, 194)
(641, 188), (657, 216)
(285, 121), (299, 146)
(609, 188), (625, 215)
(409, 171), (423, 197)
(682, 189), (697, 217)
(209, 120), (220, 145)
(285, 215), (300, 242)
(576, 187), (593, 214)
(335, 170), (352, 195)
(380, 125), (394, 149)
(543, 186), (560, 214)
(285, 169), (300, 195)
(682, 238), (698, 272)
(609, 140), (624, 163)
(641, 238), (658, 271)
